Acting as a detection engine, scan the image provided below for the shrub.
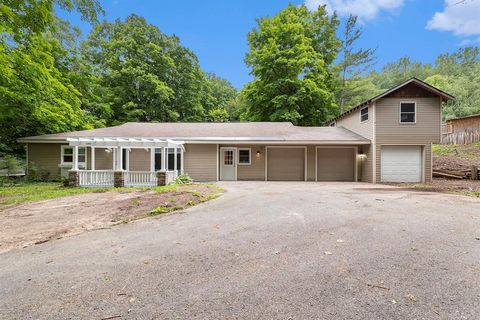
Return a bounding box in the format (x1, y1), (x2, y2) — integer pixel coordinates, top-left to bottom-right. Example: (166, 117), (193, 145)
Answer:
(174, 174), (193, 185)
(27, 163), (50, 182)
(0, 155), (24, 174)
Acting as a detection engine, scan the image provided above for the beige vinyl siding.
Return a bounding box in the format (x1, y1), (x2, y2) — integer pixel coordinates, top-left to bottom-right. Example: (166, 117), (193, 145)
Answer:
(184, 144), (217, 181)
(359, 145), (373, 183)
(375, 97), (440, 182)
(94, 148), (113, 170)
(375, 98), (441, 144)
(128, 149), (151, 171)
(306, 146), (316, 181)
(424, 144), (432, 183)
(221, 145), (265, 181)
(335, 103), (374, 140)
(335, 107), (374, 183)
(27, 143), (64, 179)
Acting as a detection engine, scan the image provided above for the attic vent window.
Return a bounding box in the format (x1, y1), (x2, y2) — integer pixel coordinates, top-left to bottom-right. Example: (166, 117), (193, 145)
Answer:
(400, 102), (416, 123)
(360, 106), (369, 122)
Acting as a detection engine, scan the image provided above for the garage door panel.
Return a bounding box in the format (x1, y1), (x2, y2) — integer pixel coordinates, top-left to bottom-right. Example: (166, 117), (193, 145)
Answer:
(381, 146), (422, 182)
(267, 148), (305, 181)
(316, 148), (355, 181)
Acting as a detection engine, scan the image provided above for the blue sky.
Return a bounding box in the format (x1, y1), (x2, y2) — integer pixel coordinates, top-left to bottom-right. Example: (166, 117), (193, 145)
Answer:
(60, 0), (480, 89)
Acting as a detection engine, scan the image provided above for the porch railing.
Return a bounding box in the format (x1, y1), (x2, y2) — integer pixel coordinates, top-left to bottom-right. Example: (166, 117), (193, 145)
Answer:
(124, 171), (158, 187)
(76, 170), (179, 187)
(78, 170), (115, 187)
(166, 170), (178, 185)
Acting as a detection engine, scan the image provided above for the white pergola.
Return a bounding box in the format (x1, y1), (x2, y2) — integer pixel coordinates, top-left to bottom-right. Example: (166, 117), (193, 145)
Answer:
(67, 137), (185, 172)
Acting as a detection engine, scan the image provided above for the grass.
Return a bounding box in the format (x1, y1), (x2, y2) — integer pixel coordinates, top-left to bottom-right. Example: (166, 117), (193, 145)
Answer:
(149, 183), (224, 216)
(432, 142), (480, 160)
(0, 181), (224, 212)
(0, 182), (116, 207)
(458, 190), (480, 198)
(432, 144), (458, 157)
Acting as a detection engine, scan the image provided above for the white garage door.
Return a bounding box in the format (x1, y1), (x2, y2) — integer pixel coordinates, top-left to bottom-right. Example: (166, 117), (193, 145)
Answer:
(381, 146), (422, 182)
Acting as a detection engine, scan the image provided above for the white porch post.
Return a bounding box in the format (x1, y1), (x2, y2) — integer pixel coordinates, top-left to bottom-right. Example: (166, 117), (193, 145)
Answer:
(72, 145), (79, 171)
(125, 148), (130, 171)
(150, 148), (155, 172)
(161, 147), (166, 171)
(112, 148), (116, 170)
(174, 147), (177, 174)
(117, 146), (123, 170)
(91, 146), (95, 170)
(181, 148), (184, 174)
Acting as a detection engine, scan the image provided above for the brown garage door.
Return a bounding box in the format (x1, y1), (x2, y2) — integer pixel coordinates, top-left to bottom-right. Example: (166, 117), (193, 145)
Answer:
(316, 148), (355, 181)
(267, 148), (305, 181)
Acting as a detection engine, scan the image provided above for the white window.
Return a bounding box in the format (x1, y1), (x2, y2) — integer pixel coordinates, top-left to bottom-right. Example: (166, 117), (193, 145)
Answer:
(360, 106), (369, 122)
(61, 146), (86, 165)
(238, 148), (251, 165)
(400, 102), (416, 123)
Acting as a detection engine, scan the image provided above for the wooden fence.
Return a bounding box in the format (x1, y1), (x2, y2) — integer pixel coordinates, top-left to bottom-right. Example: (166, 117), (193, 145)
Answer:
(442, 129), (480, 145)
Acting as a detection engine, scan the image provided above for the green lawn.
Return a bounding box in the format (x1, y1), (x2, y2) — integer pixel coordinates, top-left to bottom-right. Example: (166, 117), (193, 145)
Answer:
(0, 182), (117, 207)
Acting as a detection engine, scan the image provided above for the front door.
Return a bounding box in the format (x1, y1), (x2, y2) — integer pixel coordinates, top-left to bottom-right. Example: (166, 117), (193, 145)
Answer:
(220, 148), (236, 181)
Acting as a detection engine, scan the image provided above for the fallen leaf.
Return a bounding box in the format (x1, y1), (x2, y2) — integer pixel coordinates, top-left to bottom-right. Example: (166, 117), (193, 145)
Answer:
(405, 293), (417, 302)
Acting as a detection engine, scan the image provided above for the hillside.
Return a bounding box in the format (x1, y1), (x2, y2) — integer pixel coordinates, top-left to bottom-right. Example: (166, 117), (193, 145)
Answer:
(433, 143), (480, 171)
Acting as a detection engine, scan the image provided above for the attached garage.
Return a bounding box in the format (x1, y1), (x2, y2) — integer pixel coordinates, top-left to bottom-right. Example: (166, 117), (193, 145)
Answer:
(381, 146), (423, 182)
(316, 147), (356, 181)
(266, 147), (306, 181)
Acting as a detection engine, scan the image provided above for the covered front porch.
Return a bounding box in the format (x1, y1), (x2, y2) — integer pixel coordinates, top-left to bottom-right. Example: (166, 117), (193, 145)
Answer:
(66, 137), (184, 187)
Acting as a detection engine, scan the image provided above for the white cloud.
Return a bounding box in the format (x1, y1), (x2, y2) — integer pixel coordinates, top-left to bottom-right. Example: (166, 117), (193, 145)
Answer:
(427, 0), (480, 37)
(304, 0), (405, 20)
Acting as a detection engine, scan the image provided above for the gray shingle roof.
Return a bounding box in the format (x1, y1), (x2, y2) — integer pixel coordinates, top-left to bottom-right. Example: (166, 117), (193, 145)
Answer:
(18, 122), (370, 144)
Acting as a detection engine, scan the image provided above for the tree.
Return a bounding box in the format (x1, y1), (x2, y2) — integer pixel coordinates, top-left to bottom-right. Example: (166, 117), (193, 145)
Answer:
(427, 47), (480, 119)
(242, 4), (341, 126)
(335, 15), (376, 112)
(0, 0), (104, 156)
(205, 73), (238, 120)
(208, 108), (230, 122)
(372, 57), (432, 90)
(82, 14), (212, 124)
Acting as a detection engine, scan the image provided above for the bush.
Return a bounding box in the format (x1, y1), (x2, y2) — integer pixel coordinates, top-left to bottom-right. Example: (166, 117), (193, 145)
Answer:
(27, 163), (50, 182)
(0, 155), (24, 175)
(174, 174), (193, 185)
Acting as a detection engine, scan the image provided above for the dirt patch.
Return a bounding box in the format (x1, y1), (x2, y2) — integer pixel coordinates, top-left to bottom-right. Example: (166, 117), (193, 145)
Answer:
(0, 184), (223, 253)
(390, 178), (480, 196)
(433, 143), (480, 171)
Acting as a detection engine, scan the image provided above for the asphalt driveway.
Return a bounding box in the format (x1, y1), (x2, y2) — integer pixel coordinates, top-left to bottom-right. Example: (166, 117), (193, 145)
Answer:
(1, 182), (479, 319)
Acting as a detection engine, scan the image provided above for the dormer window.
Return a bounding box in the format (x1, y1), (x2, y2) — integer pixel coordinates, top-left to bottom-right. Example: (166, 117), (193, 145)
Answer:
(360, 106), (369, 122)
(400, 102), (416, 123)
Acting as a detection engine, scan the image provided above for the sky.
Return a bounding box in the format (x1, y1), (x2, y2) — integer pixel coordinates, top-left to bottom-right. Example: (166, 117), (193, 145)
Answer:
(60, 0), (480, 89)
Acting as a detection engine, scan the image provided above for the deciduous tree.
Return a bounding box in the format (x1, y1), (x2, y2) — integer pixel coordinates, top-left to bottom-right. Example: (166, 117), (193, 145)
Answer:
(242, 4), (341, 126)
